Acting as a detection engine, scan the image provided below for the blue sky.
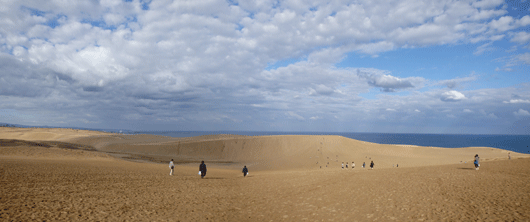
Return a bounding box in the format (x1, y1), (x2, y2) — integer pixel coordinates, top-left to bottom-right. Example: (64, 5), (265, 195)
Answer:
(0, 0), (529, 134)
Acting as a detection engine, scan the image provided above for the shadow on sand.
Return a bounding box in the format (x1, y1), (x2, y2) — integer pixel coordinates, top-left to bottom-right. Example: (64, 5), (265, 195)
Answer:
(457, 167), (476, 170)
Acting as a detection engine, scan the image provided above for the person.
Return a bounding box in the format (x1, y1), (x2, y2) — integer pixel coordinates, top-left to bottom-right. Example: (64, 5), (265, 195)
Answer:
(342, 162), (344, 169)
(370, 161), (374, 169)
(352, 162), (355, 169)
(169, 159), (175, 176)
(362, 162), (365, 168)
(345, 162), (348, 169)
(508, 152), (511, 160)
(243, 166), (248, 177)
(474, 154), (480, 170)
(199, 160), (207, 178)
(242, 166), (248, 177)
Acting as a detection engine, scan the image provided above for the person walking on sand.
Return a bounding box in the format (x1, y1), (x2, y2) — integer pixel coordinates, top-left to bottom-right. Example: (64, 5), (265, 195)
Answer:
(508, 152), (511, 160)
(342, 162), (344, 169)
(370, 161), (374, 169)
(362, 162), (365, 169)
(474, 154), (480, 170)
(352, 162), (355, 169)
(169, 159), (175, 176)
(199, 161), (207, 178)
(346, 162), (348, 169)
(242, 166), (248, 177)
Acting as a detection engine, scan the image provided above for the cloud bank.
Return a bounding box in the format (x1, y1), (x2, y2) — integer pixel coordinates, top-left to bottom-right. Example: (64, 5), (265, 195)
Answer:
(0, 0), (529, 134)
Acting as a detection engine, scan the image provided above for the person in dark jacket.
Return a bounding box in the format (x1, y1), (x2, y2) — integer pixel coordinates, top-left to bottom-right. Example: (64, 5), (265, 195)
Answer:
(199, 161), (207, 178)
(242, 166), (248, 177)
(474, 154), (480, 170)
(370, 161), (374, 169)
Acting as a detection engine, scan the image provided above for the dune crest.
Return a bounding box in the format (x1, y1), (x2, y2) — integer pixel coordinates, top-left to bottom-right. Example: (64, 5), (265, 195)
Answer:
(2, 127), (526, 171)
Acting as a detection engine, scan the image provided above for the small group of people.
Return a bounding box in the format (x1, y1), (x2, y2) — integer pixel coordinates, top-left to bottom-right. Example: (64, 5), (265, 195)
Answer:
(169, 159), (249, 178)
(342, 161), (374, 169)
(341, 162), (356, 169)
(359, 161), (374, 169)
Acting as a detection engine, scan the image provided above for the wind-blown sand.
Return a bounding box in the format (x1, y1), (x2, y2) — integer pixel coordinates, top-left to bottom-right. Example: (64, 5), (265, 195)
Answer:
(1, 127), (529, 221)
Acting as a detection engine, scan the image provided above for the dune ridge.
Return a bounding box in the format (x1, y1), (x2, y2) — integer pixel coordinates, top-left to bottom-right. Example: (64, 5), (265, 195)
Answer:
(1, 127), (527, 171)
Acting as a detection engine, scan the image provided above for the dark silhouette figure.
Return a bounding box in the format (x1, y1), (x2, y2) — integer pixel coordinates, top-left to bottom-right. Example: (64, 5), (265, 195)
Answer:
(199, 161), (207, 178)
(370, 161), (374, 169)
(242, 166), (248, 177)
(474, 154), (480, 170)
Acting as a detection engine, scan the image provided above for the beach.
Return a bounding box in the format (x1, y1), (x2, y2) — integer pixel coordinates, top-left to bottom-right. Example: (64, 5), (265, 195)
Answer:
(1, 127), (529, 221)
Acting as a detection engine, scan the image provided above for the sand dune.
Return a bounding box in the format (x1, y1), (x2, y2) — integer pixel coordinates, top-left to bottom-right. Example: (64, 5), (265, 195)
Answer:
(64, 131), (527, 171)
(1, 127), (529, 221)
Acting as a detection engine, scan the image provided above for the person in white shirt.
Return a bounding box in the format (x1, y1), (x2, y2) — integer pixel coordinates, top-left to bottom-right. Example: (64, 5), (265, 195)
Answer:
(169, 159), (175, 175)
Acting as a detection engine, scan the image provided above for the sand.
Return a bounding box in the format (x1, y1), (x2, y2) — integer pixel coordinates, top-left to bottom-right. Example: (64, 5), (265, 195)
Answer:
(1, 127), (529, 221)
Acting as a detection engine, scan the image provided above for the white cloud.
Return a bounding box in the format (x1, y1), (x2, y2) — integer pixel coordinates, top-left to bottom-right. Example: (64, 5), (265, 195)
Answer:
(441, 90), (466, 102)
(511, 31), (530, 44)
(503, 99), (530, 104)
(514, 109), (530, 117)
(0, 0), (529, 134)
(495, 67), (513, 72)
(287, 111), (305, 120)
(479, 109), (498, 119)
(472, 0), (505, 9)
(309, 116), (322, 120)
(358, 70), (424, 92)
(437, 75), (478, 89)
(463, 109), (474, 113)
(488, 15), (530, 33)
(474, 42), (494, 55)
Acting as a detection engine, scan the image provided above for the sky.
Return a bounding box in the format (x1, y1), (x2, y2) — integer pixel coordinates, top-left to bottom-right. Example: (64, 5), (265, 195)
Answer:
(0, 0), (529, 134)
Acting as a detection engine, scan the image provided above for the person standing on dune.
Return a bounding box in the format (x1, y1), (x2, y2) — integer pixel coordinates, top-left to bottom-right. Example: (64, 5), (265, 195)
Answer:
(474, 154), (480, 170)
(370, 161), (374, 169)
(169, 159), (175, 176)
(242, 166), (248, 177)
(199, 161), (207, 178)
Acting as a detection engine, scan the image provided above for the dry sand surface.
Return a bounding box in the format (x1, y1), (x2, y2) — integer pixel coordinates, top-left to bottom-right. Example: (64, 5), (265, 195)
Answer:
(1, 127), (530, 221)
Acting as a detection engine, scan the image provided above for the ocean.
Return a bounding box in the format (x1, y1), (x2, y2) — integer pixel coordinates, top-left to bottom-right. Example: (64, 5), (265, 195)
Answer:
(131, 131), (530, 154)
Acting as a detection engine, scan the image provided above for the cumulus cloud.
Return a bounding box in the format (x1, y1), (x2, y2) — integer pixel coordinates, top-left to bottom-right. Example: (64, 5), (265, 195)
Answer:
(503, 99), (530, 104)
(357, 70), (424, 92)
(514, 109), (530, 117)
(511, 31), (530, 44)
(440, 90), (466, 102)
(0, 0), (529, 134)
(309, 116), (322, 120)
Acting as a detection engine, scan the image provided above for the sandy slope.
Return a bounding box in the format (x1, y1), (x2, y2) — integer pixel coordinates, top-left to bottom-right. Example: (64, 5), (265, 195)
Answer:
(1, 127), (529, 221)
(1, 147), (529, 221)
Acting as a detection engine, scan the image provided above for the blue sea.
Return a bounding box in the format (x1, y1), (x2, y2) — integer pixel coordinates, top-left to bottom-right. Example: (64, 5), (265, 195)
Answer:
(130, 131), (530, 154)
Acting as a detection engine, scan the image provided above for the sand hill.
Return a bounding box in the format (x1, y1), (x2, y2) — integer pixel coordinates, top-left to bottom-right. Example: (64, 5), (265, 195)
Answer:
(28, 128), (526, 171)
(1, 127), (529, 221)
